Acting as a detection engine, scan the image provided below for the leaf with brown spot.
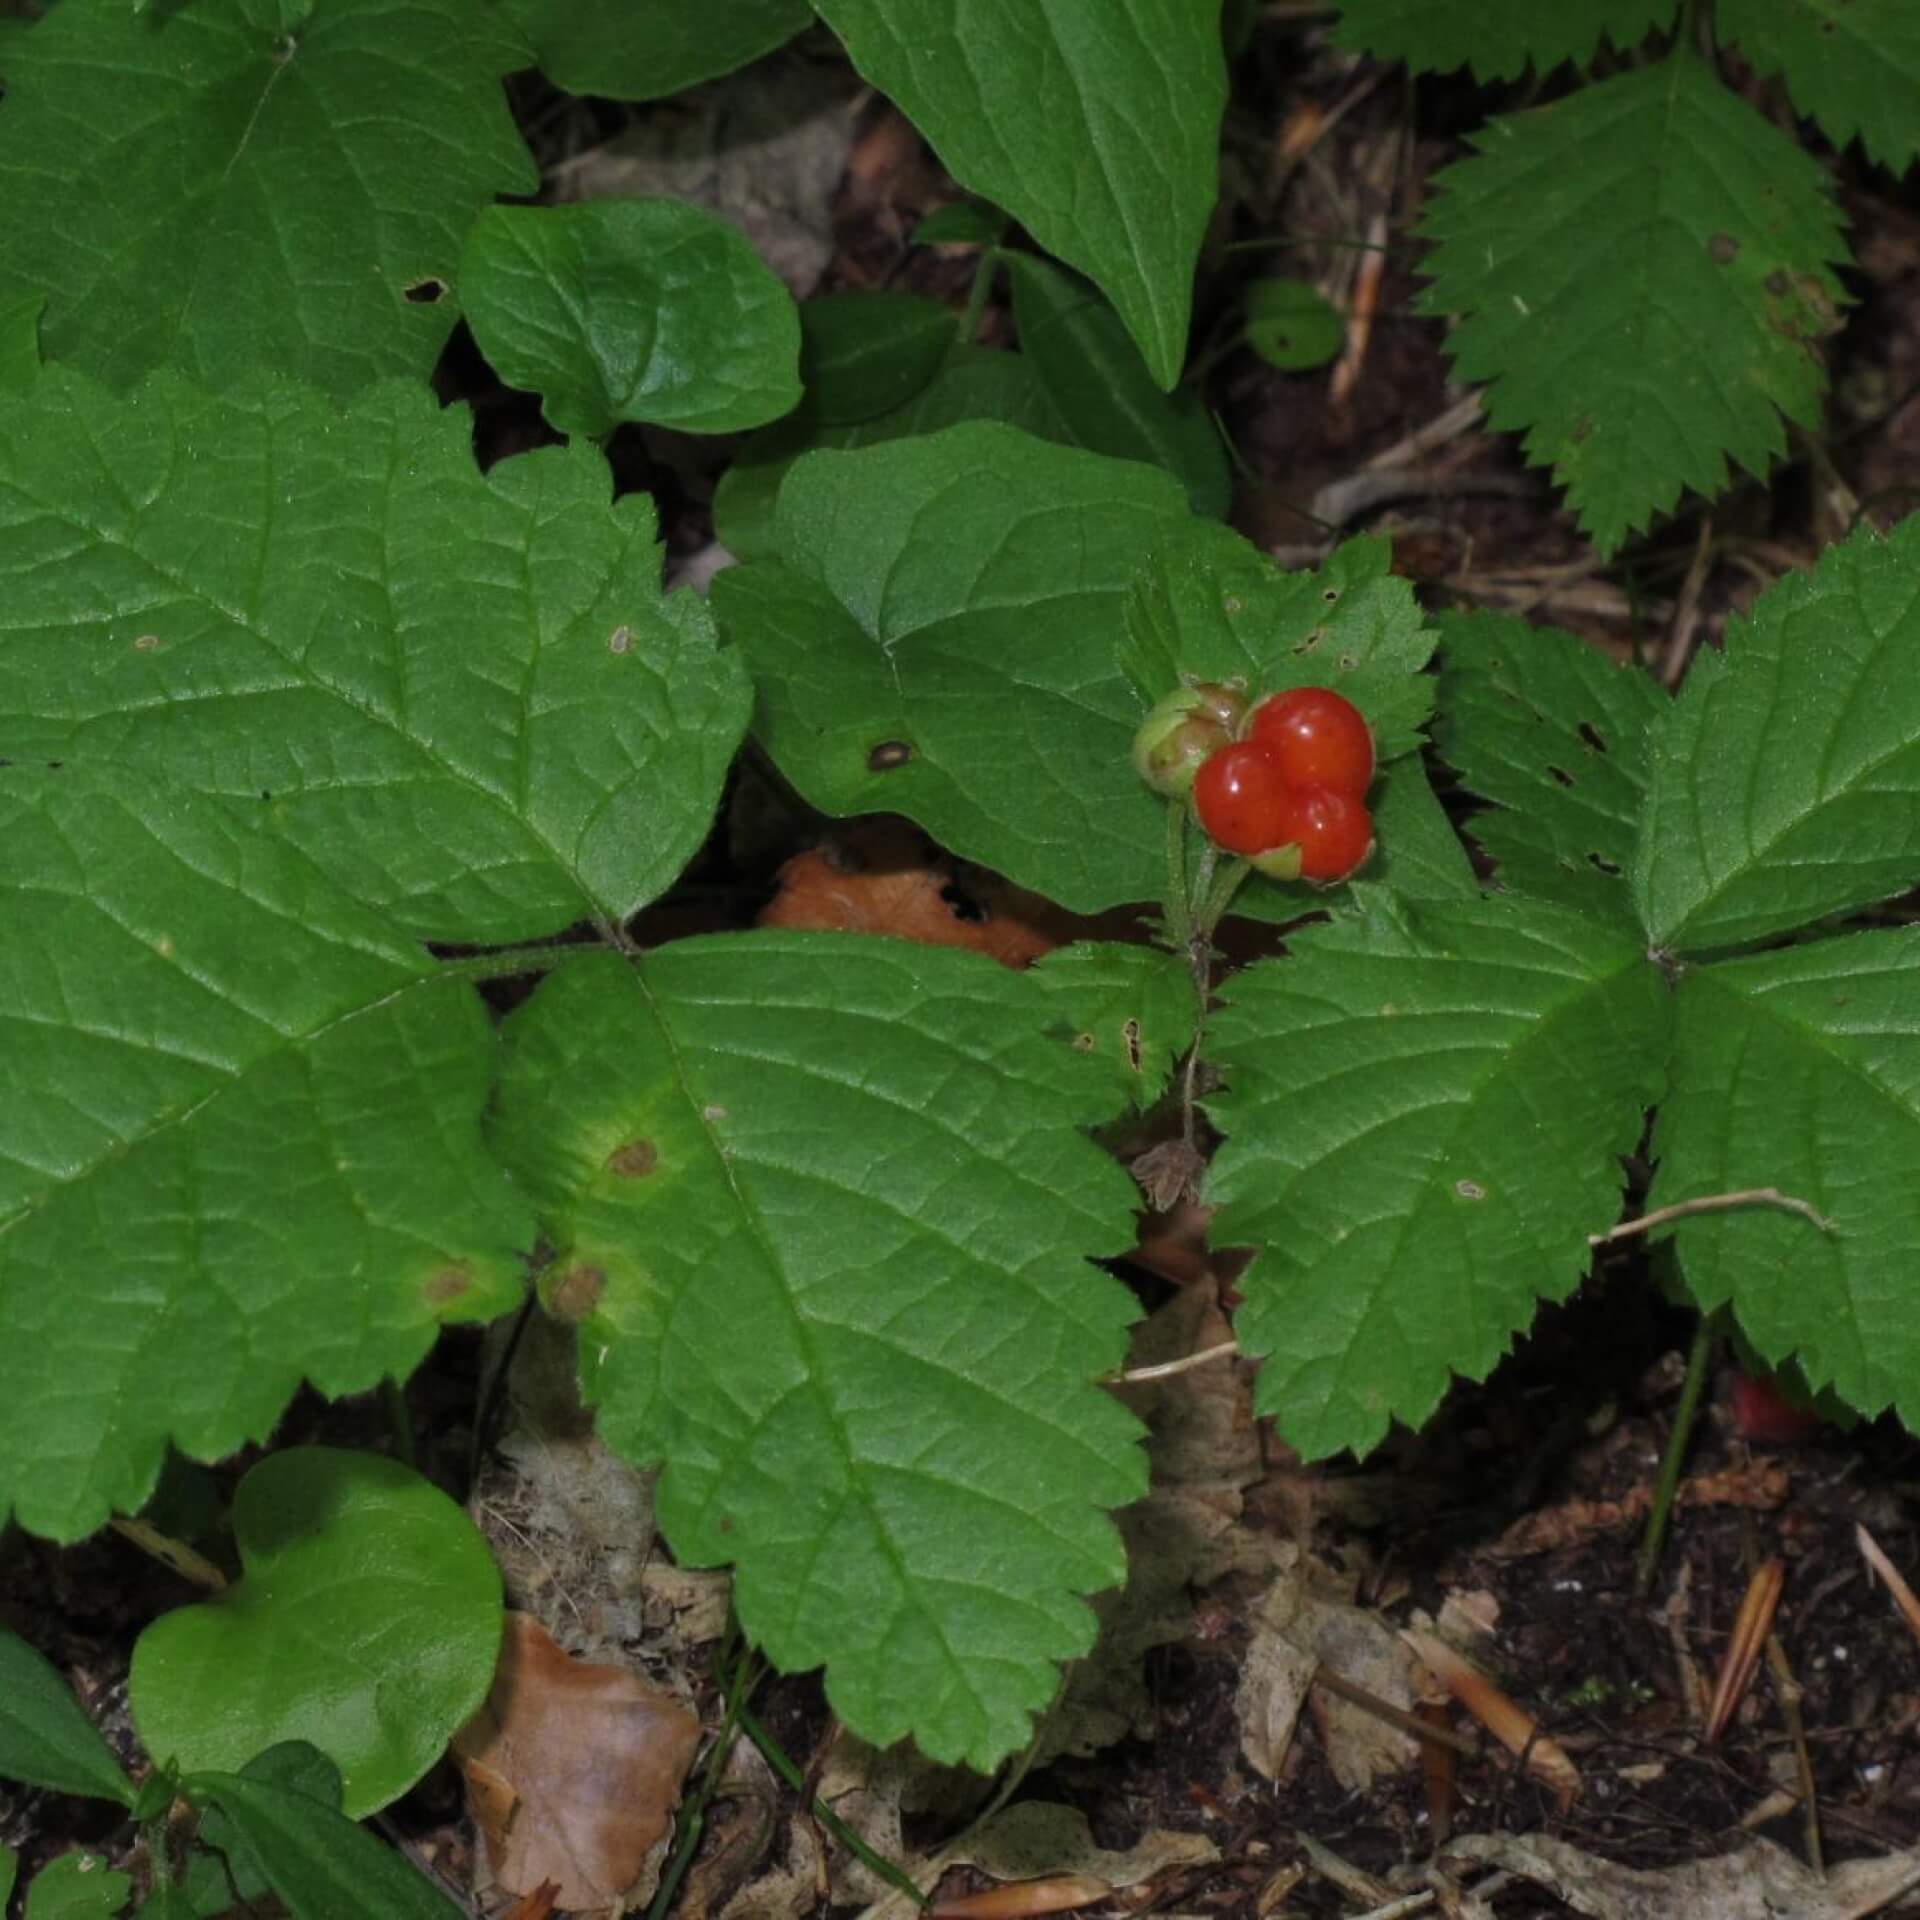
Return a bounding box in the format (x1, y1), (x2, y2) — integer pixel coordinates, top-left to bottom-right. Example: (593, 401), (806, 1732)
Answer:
(454, 1613), (702, 1910)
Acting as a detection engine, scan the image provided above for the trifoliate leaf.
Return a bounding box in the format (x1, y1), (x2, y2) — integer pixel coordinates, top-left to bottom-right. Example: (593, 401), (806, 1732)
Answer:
(1633, 517), (1920, 952)
(0, 0), (534, 398)
(813, 0), (1226, 387)
(132, 1450), (502, 1816)
(503, 0), (810, 98)
(1419, 59), (1847, 555)
(0, 768), (533, 1541)
(1435, 611), (1664, 926)
(0, 1630), (134, 1806)
(1651, 930), (1920, 1430)
(714, 423), (1191, 914)
(1242, 278), (1344, 371)
(488, 936), (1147, 1769)
(714, 346), (1070, 562)
(1721, 0), (1920, 173)
(1006, 254), (1230, 519)
(1333, 0), (1678, 80)
(1206, 894), (1668, 1459)
(458, 201), (802, 439)
(0, 368), (750, 943)
(1120, 523), (1437, 762)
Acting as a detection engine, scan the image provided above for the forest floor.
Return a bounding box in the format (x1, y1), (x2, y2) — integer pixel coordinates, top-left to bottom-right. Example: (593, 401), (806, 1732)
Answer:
(8, 12), (1920, 1919)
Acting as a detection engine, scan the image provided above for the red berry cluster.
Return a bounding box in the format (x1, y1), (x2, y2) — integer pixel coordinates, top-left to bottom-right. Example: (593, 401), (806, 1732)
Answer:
(1192, 687), (1375, 883)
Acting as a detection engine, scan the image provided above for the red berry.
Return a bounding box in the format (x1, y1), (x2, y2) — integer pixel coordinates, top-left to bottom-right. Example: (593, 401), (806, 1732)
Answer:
(1728, 1369), (1824, 1446)
(1277, 784), (1374, 883)
(1192, 741), (1294, 855)
(1248, 686), (1374, 798)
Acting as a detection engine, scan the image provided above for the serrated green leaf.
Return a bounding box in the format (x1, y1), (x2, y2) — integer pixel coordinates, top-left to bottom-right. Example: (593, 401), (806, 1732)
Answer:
(1006, 254), (1230, 519)
(0, 0), (534, 397)
(1332, 0), (1677, 80)
(458, 201), (802, 439)
(814, 0), (1225, 387)
(714, 422), (1191, 914)
(715, 346), (1071, 563)
(1633, 518), (1920, 951)
(1651, 930), (1920, 1429)
(795, 293), (958, 427)
(0, 368), (750, 942)
(1721, 0), (1920, 173)
(0, 768), (533, 1541)
(23, 1854), (131, 1920)
(0, 1630), (134, 1806)
(1120, 523), (1437, 762)
(132, 1452), (500, 1816)
(1359, 756), (1479, 902)
(1419, 58), (1848, 555)
(504, 0), (810, 98)
(1205, 894), (1668, 1458)
(489, 936), (1146, 1769)
(1028, 941), (1197, 1107)
(184, 1767), (467, 1920)
(1434, 611), (1663, 925)
(1242, 277), (1344, 371)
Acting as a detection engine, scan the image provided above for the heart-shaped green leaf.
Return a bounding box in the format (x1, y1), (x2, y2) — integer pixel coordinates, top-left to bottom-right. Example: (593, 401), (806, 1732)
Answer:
(131, 1449), (503, 1817)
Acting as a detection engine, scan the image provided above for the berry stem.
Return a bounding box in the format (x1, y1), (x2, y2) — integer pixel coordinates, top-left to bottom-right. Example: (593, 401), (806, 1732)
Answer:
(1162, 799), (1194, 954)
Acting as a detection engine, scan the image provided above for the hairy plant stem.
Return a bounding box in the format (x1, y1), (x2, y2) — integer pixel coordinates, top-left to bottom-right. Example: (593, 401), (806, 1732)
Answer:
(1635, 1305), (1721, 1602)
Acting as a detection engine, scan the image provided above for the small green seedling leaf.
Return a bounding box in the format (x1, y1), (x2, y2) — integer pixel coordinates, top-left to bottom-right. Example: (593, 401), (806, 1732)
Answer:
(1434, 610), (1664, 927)
(0, 1630), (132, 1806)
(1006, 253), (1231, 519)
(0, 0), (535, 397)
(794, 293), (958, 426)
(22, 1854), (131, 1920)
(503, 0), (808, 97)
(1242, 278), (1344, 370)
(912, 202), (1007, 248)
(1419, 58), (1847, 555)
(814, 0), (1226, 386)
(0, 367), (751, 943)
(1651, 931), (1920, 1431)
(1720, 0), (1920, 173)
(1206, 893), (1669, 1459)
(196, 1742), (346, 1904)
(187, 1758), (468, 1919)
(1333, 0), (1678, 80)
(458, 201), (802, 439)
(715, 422), (1192, 912)
(489, 936), (1147, 1769)
(132, 1450), (502, 1816)
(0, 768), (533, 1541)
(1634, 517), (1920, 951)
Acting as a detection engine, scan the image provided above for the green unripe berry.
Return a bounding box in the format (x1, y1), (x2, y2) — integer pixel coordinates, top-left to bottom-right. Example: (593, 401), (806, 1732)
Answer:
(1131, 682), (1247, 797)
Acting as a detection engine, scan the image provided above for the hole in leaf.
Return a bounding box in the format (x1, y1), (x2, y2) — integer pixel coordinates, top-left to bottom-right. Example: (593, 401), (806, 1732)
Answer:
(867, 739), (912, 771)
(608, 626), (632, 655)
(1295, 627), (1325, 653)
(1547, 765), (1575, 787)
(1708, 232), (1738, 266)
(1578, 721), (1608, 754)
(1455, 1179), (1486, 1201)
(1123, 1018), (1142, 1072)
(404, 277), (447, 305)
(938, 881), (988, 923)
(1321, 587), (1341, 604)
(1070, 1032), (1095, 1052)
(1588, 851), (1623, 876)
(1339, 654), (1358, 671)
